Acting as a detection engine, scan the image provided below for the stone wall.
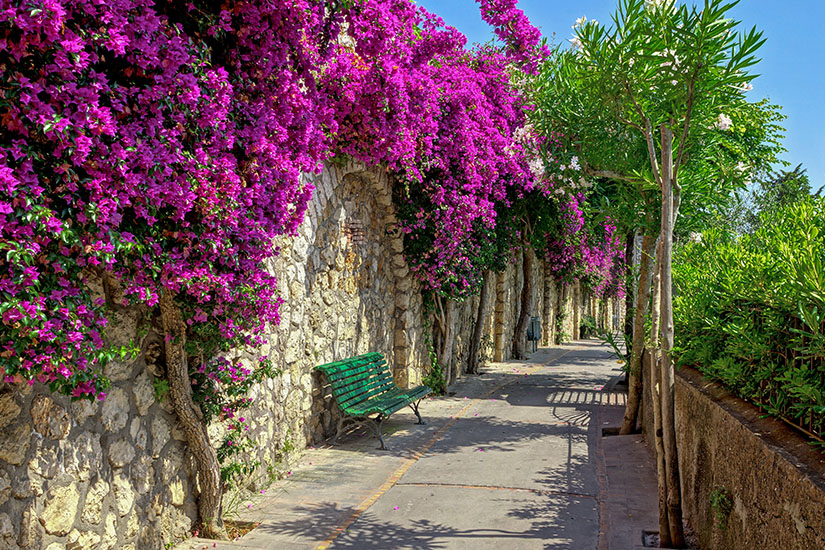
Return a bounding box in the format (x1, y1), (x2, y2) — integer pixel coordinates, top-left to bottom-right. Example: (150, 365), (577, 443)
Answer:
(0, 160), (607, 549)
(0, 312), (197, 550)
(262, 161), (429, 448)
(641, 362), (825, 549)
(492, 249), (553, 362)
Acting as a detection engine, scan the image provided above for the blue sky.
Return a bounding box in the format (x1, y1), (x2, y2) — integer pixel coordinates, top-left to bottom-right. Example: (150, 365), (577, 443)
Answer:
(416, 0), (825, 188)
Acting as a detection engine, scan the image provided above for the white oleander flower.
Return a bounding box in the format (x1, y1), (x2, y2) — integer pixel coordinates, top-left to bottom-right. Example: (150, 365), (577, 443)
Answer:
(715, 113), (732, 131)
(645, 0), (675, 11)
(513, 124), (534, 144)
(570, 156), (581, 171)
(574, 16), (587, 29)
(528, 157), (544, 179)
(570, 37), (583, 51)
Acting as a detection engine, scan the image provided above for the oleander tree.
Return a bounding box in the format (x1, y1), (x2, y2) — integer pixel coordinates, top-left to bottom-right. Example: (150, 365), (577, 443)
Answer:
(529, 0), (785, 545)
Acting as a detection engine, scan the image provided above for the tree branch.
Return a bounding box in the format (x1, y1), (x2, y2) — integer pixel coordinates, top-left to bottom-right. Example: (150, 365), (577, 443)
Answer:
(572, 141), (640, 184)
(614, 96), (644, 132)
(583, 165), (638, 183)
(623, 81), (662, 186)
(673, 69), (698, 181)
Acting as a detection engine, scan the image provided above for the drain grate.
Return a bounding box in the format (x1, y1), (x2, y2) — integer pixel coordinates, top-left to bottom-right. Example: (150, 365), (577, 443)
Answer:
(642, 530), (659, 548)
(601, 426), (642, 437)
(641, 530), (679, 549)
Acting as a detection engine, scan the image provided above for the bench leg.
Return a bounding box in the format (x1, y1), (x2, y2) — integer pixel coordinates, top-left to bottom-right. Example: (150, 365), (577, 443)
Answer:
(367, 416), (387, 450)
(409, 400), (426, 425)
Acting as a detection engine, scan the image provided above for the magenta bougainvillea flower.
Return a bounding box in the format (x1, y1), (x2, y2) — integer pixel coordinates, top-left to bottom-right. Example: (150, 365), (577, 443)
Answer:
(0, 0), (620, 404)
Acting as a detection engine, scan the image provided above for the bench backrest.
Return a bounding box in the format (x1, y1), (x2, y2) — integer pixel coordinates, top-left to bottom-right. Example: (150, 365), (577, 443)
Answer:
(315, 353), (397, 411)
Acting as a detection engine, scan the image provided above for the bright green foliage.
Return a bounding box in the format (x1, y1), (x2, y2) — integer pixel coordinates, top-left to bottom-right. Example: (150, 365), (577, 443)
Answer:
(716, 164), (820, 234)
(751, 165), (820, 219)
(674, 198), (825, 436)
(529, 0), (786, 235)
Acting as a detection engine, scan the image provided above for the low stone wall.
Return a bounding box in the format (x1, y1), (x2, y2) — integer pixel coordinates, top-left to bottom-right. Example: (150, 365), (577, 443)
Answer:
(642, 362), (825, 549)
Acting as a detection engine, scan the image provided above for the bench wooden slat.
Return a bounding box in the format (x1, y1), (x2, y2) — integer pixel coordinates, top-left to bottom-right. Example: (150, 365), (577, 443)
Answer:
(349, 384), (432, 416)
(347, 396), (408, 417)
(324, 359), (384, 378)
(317, 353), (383, 374)
(330, 368), (393, 394)
(336, 377), (397, 408)
(325, 361), (388, 384)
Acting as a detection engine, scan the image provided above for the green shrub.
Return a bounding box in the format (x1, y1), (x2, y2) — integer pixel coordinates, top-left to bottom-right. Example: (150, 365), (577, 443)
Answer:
(674, 198), (825, 438)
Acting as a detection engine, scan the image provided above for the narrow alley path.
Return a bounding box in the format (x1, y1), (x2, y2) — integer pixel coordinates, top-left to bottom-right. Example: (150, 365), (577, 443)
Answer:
(178, 341), (660, 550)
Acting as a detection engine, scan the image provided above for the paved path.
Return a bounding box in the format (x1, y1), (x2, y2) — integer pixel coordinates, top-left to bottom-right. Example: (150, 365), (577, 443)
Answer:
(177, 341), (660, 550)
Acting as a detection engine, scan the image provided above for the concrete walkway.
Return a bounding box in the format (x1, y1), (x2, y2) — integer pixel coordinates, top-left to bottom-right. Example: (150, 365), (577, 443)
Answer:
(177, 341), (661, 550)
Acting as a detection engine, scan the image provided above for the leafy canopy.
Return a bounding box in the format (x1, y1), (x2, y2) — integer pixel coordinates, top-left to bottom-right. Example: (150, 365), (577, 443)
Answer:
(529, 0), (785, 234)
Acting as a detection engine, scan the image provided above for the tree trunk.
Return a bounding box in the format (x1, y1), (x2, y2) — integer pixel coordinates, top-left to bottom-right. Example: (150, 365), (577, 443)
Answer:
(572, 280), (581, 339)
(556, 283), (568, 344)
(659, 125), (685, 547)
(542, 265), (553, 347)
(467, 271), (493, 374)
(159, 292), (227, 540)
(620, 232), (656, 435)
(624, 231), (635, 345)
(512, 245), (534, 359)
(434, 295), (456, 388)
(649, 239), (671, 548)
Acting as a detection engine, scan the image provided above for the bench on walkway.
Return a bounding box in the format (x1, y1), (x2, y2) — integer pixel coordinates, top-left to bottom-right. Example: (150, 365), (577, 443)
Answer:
(315, 352), (431, 449)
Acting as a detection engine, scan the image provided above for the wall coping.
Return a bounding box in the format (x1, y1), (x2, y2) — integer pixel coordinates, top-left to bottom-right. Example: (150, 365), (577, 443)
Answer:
(676, 365), (825, 493)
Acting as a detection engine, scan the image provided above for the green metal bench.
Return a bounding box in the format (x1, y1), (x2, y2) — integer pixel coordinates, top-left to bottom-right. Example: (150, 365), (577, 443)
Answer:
(315, 352), (431, 449)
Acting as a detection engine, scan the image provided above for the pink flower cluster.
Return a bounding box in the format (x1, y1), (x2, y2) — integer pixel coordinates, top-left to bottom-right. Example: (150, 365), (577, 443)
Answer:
(0, 0), (551, 397)
(544, 193), (625, 298)
(477, 0), (551, 74)
(326, 1), (549, 297)
(0, 0), (332, 396)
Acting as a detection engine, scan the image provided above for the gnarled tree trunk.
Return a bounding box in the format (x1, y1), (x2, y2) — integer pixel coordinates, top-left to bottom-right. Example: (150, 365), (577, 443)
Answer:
(512, 244), (534, 359)
(620, 233), (657, 434)
(434, 295), (456, 388)
(159, 292), (227, 540)
(624, 230), (635, 342)
(556, 283), (568, 344)
(467, 271), (492, 374)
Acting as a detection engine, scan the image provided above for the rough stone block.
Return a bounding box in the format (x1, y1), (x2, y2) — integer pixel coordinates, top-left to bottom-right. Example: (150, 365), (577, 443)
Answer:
(0, 393), (21, 430)
(0, 423), (31, 466)
(40, 484), (80, 536)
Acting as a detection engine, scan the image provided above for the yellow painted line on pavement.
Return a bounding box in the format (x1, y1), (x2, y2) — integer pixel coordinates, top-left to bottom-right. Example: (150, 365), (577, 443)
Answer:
(314, 347), (580, 550)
